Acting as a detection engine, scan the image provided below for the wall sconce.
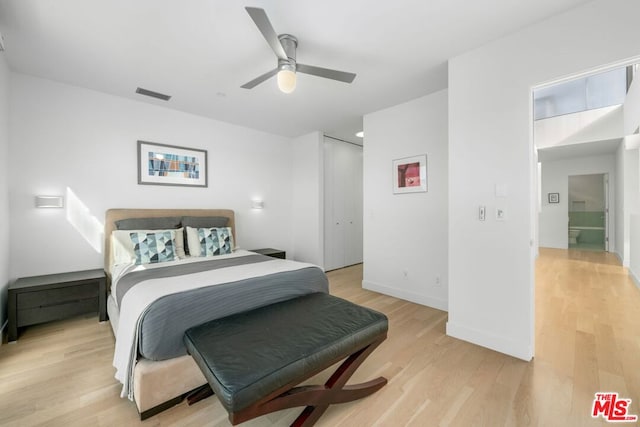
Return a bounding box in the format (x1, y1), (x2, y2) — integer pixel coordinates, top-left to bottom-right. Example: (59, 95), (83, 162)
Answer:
(251, 199), (264, 209)
(35, 195), (64, 208)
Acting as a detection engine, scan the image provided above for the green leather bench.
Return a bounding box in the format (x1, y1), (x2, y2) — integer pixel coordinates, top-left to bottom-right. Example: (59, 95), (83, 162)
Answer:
(184, 292), (388, 426)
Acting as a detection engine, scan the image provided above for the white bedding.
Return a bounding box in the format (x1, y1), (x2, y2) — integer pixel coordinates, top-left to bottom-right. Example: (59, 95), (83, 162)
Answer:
(110, 249), (256, 308)
(112, 250), (319, 400)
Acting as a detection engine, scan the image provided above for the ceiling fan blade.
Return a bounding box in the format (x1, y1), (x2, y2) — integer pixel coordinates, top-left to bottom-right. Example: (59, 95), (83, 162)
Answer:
(297, 64), (356, 83)
(241, 68), (278, 89)
(245, 7), (288, 60)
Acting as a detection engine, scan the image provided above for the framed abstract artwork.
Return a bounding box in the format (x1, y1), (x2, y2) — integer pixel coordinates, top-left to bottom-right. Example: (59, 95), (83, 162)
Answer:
(393, 154), (427, 194)
(137, 140), (208, 187)
(548, 192), (559, 203)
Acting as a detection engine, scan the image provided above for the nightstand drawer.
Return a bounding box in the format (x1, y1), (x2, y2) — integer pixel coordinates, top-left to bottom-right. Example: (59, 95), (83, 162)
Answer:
(17, 282), (99, 309)
(18, 297), (99, 327)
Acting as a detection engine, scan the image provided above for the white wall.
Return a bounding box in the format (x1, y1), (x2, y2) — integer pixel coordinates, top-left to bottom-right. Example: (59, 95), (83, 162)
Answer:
(619, 73), (640, 265)
(569, 174), (606, 211)
(624, 70), (640, 135)
(535, 105), (624, 149)
(363, 90), (448, 311)
(291, 131), (324, 266)
(615, 142), (626, 263)
(9, 74), (295, 278)
(624, 145), (640, 263)
(447, 0), (640, 360)
(0, 52), (10, 333)
(538, 154), (615, 249)
(630, 213), (640, 287)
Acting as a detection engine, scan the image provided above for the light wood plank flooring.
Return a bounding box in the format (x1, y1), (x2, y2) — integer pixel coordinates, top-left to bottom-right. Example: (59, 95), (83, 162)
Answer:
(1, 248), (639, 426)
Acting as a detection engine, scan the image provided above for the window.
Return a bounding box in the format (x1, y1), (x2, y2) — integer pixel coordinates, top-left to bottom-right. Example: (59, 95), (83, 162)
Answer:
(533, 67), (627, 120)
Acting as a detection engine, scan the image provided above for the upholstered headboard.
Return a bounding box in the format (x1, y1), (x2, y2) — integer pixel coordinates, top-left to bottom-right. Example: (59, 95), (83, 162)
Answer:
(104, 208), (236, 277)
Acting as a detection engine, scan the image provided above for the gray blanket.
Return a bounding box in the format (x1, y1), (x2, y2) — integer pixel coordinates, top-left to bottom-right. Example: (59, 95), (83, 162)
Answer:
(116, 254), (272, 306)
(117, 255), (329, 360)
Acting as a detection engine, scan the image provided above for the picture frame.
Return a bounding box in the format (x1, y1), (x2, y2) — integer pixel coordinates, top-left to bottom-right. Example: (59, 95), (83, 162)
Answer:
(137, 140), (208, 187)
(393, 154), (427, 194)
(548, 192), (559, 203)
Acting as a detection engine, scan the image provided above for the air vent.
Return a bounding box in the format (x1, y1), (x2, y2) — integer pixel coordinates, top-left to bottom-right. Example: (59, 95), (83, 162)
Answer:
(135, 87), (171, 101)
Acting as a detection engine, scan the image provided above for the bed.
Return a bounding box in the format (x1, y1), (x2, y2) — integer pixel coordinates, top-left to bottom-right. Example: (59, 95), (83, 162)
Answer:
(104, 208), (329, 418)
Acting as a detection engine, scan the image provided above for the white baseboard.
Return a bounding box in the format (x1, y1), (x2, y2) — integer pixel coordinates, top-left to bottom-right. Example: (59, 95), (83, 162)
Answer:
(612, 250), (625, 266)
(362, 280), (448, 312)
(446, 320), (532, 361)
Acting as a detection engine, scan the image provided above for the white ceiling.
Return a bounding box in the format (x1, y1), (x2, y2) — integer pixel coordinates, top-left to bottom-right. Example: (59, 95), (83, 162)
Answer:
(0, 0), (592, 144)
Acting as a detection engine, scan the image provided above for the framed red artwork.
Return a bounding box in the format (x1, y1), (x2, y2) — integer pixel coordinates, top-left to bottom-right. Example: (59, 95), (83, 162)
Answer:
(393, 154), (427, 194)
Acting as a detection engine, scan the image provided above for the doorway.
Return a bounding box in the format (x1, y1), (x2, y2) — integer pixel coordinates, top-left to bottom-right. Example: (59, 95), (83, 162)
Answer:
(534, 64), (626, 254)
(568, 173), (608, 251)
(323, 136), (364, 271)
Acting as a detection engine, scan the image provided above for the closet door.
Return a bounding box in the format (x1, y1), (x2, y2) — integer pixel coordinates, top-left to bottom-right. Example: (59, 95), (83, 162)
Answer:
(343, 143), (363, 267)
(324, 141), (344, 271)
(324, 138), (363, 271)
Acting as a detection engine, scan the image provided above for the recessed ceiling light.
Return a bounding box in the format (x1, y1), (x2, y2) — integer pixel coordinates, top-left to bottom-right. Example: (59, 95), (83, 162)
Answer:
(355, 131), (364, 138)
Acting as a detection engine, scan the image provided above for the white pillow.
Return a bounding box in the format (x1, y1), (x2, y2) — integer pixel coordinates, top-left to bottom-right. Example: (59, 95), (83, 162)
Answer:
(111, 228), (185, 266)
(185, 226), (201, 257)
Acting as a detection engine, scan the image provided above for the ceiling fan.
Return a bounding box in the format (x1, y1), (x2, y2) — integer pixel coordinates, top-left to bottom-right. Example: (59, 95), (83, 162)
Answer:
(241, 7), (356, 93)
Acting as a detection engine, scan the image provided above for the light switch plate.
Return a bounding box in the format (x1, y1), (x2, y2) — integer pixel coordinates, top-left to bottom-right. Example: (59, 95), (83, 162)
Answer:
(479, 206), (486, 221)
(496, 208), (506, 221)
(495, 183), (508, 197)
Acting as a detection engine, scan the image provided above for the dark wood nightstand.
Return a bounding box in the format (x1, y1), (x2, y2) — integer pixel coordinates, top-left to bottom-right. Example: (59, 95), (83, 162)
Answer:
(250, 248), (286, 259)
(8, 268), (107, 342)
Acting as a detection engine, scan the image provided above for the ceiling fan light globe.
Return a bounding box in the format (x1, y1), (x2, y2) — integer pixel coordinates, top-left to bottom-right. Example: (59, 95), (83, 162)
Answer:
(277, 69), (296, 93)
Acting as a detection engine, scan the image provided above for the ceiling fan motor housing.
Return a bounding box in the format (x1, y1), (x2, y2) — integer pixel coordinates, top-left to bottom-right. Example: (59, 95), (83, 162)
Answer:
(278, 34), (297, 72)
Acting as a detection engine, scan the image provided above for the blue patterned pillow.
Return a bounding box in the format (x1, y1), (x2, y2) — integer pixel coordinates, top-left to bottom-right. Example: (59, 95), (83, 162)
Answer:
(129, 231), (176, 265)
(198, 227), (233, 256)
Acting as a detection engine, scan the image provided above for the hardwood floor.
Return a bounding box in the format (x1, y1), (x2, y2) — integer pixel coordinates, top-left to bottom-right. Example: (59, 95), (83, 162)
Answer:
(1, 248), (639, 426)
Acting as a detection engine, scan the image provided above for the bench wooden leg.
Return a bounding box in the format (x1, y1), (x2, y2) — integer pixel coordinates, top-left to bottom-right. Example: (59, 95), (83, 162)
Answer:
(290, 378), (388, 427)
(230, 335), (387, 426)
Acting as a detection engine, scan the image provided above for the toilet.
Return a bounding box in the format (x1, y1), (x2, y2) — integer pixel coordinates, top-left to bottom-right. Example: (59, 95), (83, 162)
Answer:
(569, 228), (581, 244)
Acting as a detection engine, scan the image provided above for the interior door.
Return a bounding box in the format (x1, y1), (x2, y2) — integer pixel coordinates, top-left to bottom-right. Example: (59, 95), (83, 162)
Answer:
(332, 142), (347, 269)
(343, 143), (363, 266)
(604, 173), (609, 251)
